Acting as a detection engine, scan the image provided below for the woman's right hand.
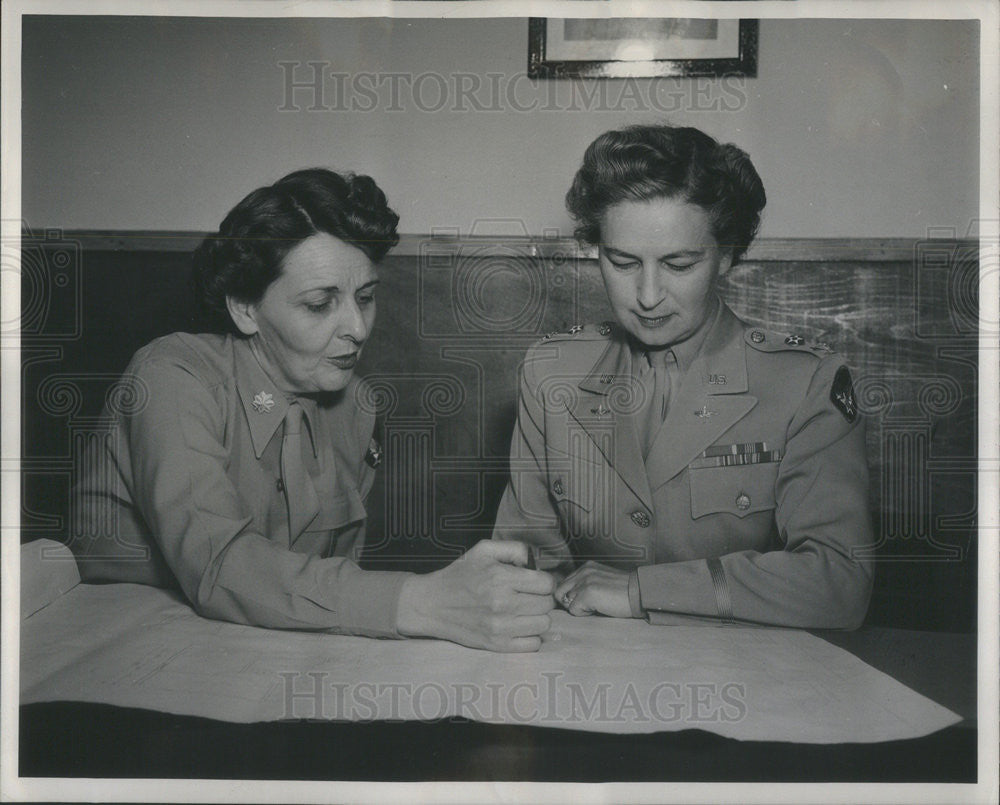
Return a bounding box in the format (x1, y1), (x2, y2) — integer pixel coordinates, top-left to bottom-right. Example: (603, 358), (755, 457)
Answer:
(395, 540), (555, 652)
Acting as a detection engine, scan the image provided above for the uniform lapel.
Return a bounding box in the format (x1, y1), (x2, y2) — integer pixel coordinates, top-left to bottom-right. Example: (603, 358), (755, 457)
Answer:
(567, 336), (654, 511)
(645, 307), (757, 490)
(234, 337), (289, 458)
(234, 337), (321, 540)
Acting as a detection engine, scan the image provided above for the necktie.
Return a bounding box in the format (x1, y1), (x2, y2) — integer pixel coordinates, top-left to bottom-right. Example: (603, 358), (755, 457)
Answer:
(281, 401), (320, 541)
(641, 350), (674, 458)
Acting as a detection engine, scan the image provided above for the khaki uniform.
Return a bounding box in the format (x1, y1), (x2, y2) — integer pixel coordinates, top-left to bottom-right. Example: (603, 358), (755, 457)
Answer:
(493, 303), (873, 629)
(69, 333), (410, 637)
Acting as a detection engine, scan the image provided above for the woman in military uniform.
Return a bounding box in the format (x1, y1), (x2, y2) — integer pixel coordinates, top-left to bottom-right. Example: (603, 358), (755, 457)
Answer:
(493, 125), (873, 630)
(71, 168), (554, 652)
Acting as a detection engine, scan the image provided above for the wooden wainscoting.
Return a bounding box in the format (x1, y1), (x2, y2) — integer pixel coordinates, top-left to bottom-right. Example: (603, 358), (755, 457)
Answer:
(20, 232), (979, 631)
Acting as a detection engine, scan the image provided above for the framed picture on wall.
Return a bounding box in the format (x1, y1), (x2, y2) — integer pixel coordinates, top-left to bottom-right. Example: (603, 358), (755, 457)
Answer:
(528, 18), (758, 78)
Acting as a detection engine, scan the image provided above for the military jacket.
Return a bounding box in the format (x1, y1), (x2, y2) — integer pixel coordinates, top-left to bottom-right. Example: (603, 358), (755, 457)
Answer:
(493, 303), (874, 629)
(69, 333), (409, 637)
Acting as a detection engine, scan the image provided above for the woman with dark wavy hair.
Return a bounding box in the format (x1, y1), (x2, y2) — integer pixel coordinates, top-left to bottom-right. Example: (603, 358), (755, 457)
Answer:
(493, 125), (873, 630)
(72, 168), (554, 651)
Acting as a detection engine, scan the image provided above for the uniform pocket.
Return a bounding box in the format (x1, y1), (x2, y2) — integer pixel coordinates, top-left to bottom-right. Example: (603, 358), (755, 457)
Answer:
(309, 486), (367, 532)
(689, 462), (779, 519)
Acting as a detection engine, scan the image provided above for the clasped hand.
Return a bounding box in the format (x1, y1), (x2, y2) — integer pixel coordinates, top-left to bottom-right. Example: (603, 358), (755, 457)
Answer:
(396, 540), (555, 652)
(553, 561), (633, 619)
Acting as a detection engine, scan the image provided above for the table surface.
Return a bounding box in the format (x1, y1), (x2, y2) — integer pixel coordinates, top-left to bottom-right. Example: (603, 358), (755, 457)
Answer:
(18, 624), (978, 783)
(816, 626), (977, 724)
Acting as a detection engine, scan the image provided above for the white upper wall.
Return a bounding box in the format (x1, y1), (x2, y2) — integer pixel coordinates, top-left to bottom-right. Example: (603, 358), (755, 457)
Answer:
(21, 16), (979, 238)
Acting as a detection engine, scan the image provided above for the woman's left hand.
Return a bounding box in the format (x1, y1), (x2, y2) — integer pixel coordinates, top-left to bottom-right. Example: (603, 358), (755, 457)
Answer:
(554, 561), (633, 618)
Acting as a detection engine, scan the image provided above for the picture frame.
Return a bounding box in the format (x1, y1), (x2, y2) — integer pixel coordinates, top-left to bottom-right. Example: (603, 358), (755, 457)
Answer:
(528, 18), (758, 79)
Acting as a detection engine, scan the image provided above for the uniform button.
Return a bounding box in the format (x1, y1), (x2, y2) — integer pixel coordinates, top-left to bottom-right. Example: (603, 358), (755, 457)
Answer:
(750, 330), (765, 343)
(630, 510), (651, 528)
(276, 478), (285, 493)
(735, 492), (751, 511)
(552, 479), (564, 496)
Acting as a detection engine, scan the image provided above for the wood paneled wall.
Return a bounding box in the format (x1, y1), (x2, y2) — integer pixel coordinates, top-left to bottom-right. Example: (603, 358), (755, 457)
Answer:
(20, 232), (978, 630)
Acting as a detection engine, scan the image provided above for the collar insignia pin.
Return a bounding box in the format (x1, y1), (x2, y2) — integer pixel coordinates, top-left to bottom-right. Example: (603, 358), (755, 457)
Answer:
(252, 391), (275, 414)
(694, 405), (717, 418)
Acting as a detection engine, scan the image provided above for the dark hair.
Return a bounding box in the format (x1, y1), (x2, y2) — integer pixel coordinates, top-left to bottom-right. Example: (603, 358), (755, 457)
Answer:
(191, 168), (399, 332)
(565, 125), (766, 263)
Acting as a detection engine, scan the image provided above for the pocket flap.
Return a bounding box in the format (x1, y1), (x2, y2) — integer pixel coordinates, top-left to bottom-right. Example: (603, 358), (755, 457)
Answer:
(689, 462), (779, 519)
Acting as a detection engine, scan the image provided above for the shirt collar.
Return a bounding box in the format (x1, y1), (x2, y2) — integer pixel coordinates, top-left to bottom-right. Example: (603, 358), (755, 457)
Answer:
(234, 337), (318, 459)
(630, 295), (723, 376)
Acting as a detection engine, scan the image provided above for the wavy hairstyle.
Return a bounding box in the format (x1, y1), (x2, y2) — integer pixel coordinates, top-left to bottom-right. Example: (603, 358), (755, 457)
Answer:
(565, 125), (766, 263)
(191, 168), (399, 332)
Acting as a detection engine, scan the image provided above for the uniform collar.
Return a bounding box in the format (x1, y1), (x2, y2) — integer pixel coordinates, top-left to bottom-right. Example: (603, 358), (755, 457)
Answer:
(644, 305), (753, 484)
(628, 297), (722, 377)
(568, 302), (754, 499)
(581, 299), (746, 396)
(694, 301), (749, 395)
(234, 337), (318, 459)
(578, 334), (633, 395)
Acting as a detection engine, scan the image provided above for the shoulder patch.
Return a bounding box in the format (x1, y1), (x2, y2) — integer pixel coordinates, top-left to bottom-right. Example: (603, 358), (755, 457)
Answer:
(365, 436), (382, 468)
(830, 365), (858, 423)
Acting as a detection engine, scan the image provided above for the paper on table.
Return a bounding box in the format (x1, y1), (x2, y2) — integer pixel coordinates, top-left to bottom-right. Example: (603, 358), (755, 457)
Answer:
(20, 581), (962, 743)
(20, 539), (80, 619)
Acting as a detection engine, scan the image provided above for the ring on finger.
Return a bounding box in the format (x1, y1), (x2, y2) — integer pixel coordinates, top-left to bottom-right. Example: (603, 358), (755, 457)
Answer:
(562, 590), (576, 606)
